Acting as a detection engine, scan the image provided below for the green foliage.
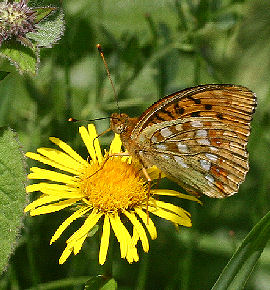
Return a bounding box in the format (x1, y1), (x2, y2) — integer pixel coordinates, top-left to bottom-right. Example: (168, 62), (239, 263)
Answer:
(0, 127), (26, 274)
(33, 7), (57, 24)
(27, 10), (65, 48)
(0, 2), (64, 75)
(212, 210), (270, 290)
(0, 41), (38, 74)
(101, 278), (118, 290)
(85, 276), (117, 290)
(0, 71), (10, 81)
(0, 0), (269, 289)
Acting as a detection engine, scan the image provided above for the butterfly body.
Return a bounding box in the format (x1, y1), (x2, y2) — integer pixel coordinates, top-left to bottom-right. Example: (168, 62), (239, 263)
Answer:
(110, 84), (256, 198)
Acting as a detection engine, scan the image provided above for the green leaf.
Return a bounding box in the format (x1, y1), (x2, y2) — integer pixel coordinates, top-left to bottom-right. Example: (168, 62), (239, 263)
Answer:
(26, 277), (90, 290)
(0, 127), (26, 274)
(85, 276), (116, 290)
(33, 7), (57, 24)
(101, 279), (117, 290)
(0, 41), (38, 74)
(27, 11), (65, 48)
(0, 71), (10, 81)
(212, 210), (270, 290)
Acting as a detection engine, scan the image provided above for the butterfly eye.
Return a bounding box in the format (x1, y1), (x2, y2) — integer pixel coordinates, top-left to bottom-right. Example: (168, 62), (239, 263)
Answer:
(110, 117), (125, 134)
(116, 123), (126, 134)
(110, 113), (129, 134)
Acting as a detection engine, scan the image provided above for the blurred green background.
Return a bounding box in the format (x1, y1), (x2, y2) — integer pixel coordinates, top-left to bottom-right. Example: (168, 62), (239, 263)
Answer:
(1, 0), (270, 289)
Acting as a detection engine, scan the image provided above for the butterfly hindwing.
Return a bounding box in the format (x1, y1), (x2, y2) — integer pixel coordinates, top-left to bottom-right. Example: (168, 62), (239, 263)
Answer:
(136, 118), (246, 197)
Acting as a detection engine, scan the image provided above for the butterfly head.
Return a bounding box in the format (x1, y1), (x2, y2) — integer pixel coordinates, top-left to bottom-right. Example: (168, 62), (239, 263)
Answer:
(110, 113), (130, 134)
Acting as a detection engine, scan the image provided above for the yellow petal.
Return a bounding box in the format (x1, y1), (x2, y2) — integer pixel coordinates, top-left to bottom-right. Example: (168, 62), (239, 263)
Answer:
(29, 198), (79, 216)
(59, 246), (73, 264)
(109, 134), (122, 154)
(147, 166), (165, 180)
(79, 126), (97, 162)
(154, 200), (191, 218)
(73, 234), (88, 255)
(28, 167), (77, 185)
(152, 189), (202, 204)
(25, 152), (78, 175)
(135, 208), (157, 240)
(107, 134), (131, 162)
(99, 215), (110, 265)
(50, 206), (91, 244)
(24, 194), (62, 212)
(67, 211), (102, 243)
(148, 205), (192, 227)
(49, 137), (88, 166)
(126, 240), (139, 263)
(26, 183), (83, 198)
(62, 233), (87, 256)
(131, 248), (139, 262)
(123, 210), (149, 252)
(37, 148), (83, 172)
(88, 124), (103, 163)
(109, 213), (129, 259)
(131, 227), (140, 246)
(125, 228), (140, 263)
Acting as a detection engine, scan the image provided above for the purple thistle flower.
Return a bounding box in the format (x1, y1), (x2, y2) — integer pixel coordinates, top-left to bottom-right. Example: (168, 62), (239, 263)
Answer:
(0, 0), (37, 46)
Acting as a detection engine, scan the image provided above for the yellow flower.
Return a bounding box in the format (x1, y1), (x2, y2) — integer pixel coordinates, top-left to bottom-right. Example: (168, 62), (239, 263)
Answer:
(25, 124), (199, 265)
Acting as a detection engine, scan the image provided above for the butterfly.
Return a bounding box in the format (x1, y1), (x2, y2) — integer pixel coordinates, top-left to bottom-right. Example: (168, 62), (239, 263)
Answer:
(110, 84), (257, 198)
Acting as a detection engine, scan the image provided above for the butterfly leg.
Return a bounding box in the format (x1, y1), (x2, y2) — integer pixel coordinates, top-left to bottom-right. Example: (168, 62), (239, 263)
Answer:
(92, 127), (112, 149)
(155, 172), (162, 189)
(85, 154), (110, 180)
(142, 167), (152, 224)
(86, 152), (130, 180)
(83, 128), (113, 179)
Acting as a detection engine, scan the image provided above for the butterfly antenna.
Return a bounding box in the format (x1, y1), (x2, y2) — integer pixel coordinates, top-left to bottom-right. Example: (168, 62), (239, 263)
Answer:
(68, 116), (111, 122)
(97, 44), (120, 115)
(68, 116), (121, 123)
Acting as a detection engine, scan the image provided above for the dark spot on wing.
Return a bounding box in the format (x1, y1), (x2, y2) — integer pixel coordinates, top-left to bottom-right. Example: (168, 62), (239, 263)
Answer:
(176, 107), (185, 114)
(187, 95), (201, 104)
(205, 104), (212, 110)
(174, 103), (185, 115)
(191, 112), (200, 117)
(160, 107), (174, 119)
(156, 114), (166, 121)
(217, 113), (224, 120)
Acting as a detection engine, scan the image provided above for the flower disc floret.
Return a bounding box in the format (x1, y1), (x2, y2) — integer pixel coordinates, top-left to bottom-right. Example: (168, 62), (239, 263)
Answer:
(80, 158), (148, 212)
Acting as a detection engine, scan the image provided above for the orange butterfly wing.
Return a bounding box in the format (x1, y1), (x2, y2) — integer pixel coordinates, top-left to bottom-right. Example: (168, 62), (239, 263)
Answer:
(130, 84), (256, 198)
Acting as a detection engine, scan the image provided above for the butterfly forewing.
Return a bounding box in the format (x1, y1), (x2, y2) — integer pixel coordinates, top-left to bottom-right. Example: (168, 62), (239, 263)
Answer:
(114, 84), (256, 198)
(133, 85), (255, 134)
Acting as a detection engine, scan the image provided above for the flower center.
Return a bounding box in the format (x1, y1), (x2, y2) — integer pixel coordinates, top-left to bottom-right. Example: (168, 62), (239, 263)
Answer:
(79, 158), (148, 212)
